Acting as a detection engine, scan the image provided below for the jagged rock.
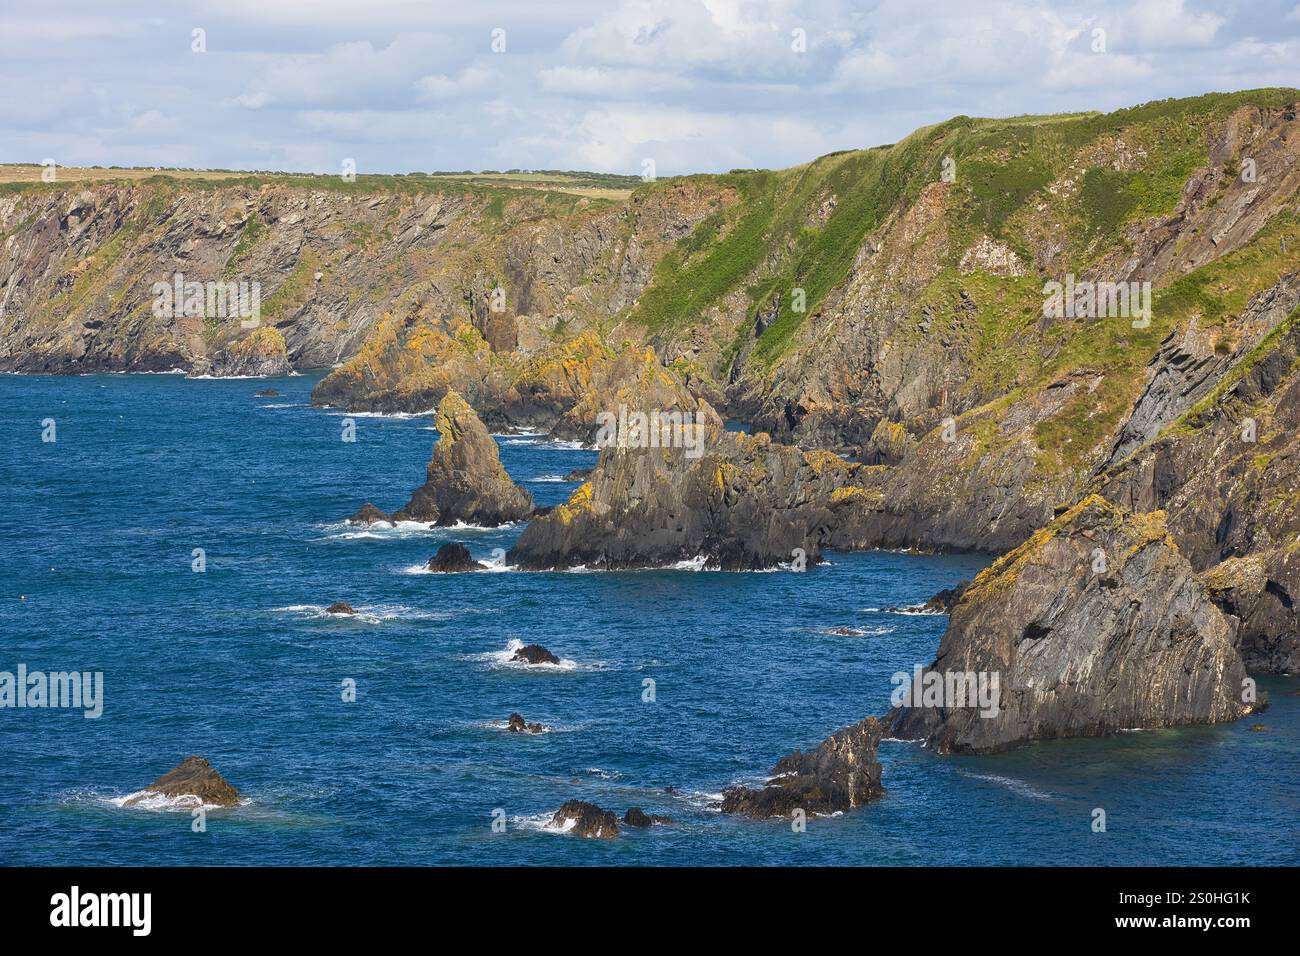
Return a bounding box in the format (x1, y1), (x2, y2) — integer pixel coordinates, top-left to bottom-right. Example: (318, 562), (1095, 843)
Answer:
(506, 712), (545, 733)
(622, 807), (671, 827)
(923, 581), (969, 613)
(124, 756), (239, 808)
(550, 800), (618, 838)
(1201, 549), (1300, 674)
(563, 467), (594, 481)
(509, 422), (859, 571)
(862, 419), (916, 466)
(347, 503), (392, 525)
(885, 496), (1262, 753)
(721, 717), (885, 819)
(393, 391), (533, 526)
(325, 601), (357, 615)
(193, 327), (291, 378)
(511, 644), (560, 665)
(425, 543), (485, 573)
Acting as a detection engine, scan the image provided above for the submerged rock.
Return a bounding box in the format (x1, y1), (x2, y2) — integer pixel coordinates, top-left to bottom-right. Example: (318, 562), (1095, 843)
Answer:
(550, 799), (619, 838)
(255, 388), (280, 397)
(506, 712), (545, 733)
(721, 717), (886, 819)
(426, 543), (485, 573)
(325, 601), (357, 615)
(125, 756), (239, 808)
(511, 644), (560, 665)
(886, 496), (1261, 754)
(347, 502), (392, 525)
(394, 390), (533, 526)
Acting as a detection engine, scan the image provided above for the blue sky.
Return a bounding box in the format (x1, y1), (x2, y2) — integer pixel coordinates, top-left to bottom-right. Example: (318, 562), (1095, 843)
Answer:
(2, 0), (1297, 175)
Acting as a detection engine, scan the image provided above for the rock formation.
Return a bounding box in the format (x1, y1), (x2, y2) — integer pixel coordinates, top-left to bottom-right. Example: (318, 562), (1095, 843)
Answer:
(506, 713), (545, 733)
(622, 807), (670, 827)
(325, 601), (356, 615)
(346, 503), (391, 526)
(426, 543), (485, 573)
(392, 391), (533, 526)
(721, 717), (886, 819)
(550, 800), (619, 838)
(508, 421), (860, 570)
(124, 756), (240, 808)
(511, 644), (560, 665)
(885, 496), (1261, 753)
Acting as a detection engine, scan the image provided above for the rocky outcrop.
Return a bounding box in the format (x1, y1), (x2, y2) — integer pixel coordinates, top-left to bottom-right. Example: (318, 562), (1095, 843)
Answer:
(190, 326), (290, 378)
(885, 496), (1260, 753)
(347, 503), (391, 526)
(721, 717), (885, 819)
(622, 807), (670, 827)
(506, 712), (545, 733)
(508, 424), (860, 570)
(550, 800), (619, 838)
(1202, 549), (1300, 674)
(325, 601), (356, 615)
(125, 756), (240, 808)
(385, 391), (532, 526)
(511, 644), (560, 665)
(426, 543), (485, 573)
(923, 581), (969, 613)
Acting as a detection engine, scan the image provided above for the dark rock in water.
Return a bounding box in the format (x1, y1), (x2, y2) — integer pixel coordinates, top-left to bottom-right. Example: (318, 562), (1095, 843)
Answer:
(563, 467), (594, 481)
(509, 412), (864, 571)
(393, 390), (533, 527)
(325, 601), (357, 615)
(886, 496), (1261, 754)
(506, 712), (545, 733)
(831, 626), (867, 636)
(511, 643), (560, 665)
(426, 543), (485, 573)
(550, 799), (618, 838)
(922, 580), (969, 613)
(623, 807), (653, 827)
(622, 806), (671, 827)
(255, 389), (280, 397)
(721, 717), (885, 819)
(125, 756), (239, 808)
(347, 502), (392, 525)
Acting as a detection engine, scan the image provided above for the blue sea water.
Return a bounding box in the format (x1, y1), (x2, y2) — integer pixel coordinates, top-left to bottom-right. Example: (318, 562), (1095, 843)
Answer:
(0, 371), (1296, 866)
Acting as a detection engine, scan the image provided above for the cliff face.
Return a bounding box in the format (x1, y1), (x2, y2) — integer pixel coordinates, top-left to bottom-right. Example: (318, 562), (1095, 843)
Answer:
(885, 496), (1259, 753)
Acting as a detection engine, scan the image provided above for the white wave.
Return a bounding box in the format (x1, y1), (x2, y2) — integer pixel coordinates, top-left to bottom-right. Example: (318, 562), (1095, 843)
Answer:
(581, 767), (624, 780)
(463, 637), (583, 671)
(105, 790), (251, 812)
(525, 475), (573, 483)
(861, 604), (944, 616)
(323, 408), (433, 419)
(957, 771), (1056, 801)
(260, 402), (304, 409)
(807, 625), (896, 637)
(511, 811), (574, 834)
(478, 718), (555, 735)
(272, 603), (448, 624)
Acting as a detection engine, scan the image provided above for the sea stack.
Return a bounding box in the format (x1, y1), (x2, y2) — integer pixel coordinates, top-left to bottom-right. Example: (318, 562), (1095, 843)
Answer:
(394, 390), (533, 526)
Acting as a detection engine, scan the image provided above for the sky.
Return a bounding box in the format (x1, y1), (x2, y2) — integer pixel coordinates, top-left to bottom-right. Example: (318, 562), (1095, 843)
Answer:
(1, 0), (1297, 176)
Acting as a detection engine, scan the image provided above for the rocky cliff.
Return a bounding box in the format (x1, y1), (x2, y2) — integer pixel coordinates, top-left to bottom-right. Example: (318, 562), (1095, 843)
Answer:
(885, 496), (1260, 753)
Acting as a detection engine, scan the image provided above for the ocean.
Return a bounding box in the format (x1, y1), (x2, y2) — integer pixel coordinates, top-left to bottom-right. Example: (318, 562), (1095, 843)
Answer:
(1, 371), (1295, 865)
